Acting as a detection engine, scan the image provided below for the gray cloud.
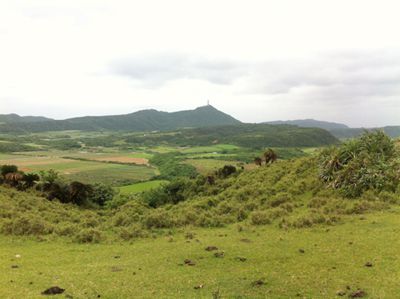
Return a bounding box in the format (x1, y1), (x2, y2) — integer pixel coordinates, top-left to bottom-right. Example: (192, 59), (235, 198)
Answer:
(110, 53), (247, 87)
(244, 49), (400, 99)
(110, 49), (400, 103)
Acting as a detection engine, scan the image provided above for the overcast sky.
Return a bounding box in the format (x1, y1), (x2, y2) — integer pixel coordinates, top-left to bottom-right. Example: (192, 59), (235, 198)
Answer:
(1, 0), (400, 127)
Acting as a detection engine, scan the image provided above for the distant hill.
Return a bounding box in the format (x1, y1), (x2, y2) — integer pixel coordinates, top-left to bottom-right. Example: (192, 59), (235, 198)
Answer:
(264, 119), (349, 130)
(264, 119), (400, 140)
(121, 123), (339, 148)
(182, 124), (339, 148)
(0, 113), (52, 124)
(0, 106), (240, 133)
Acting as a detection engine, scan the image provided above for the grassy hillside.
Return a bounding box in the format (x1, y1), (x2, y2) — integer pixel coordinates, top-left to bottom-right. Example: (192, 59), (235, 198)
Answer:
(0, 106), (240, 133)
(1, 154), (396, 240)
(1, 132), (399, 298)
(122, 124), (339, 148)
(1, 154), (400, 298)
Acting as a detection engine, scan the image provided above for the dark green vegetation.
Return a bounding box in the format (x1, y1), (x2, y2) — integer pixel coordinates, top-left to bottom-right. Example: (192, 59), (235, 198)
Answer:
(265, 119), (349, 130)
(0, 105), (240, 133)
(0, 113), (52, 124)
(0, 165), (115, 207)
(264, 118), (400, 140)
(86, 124), (336, 152)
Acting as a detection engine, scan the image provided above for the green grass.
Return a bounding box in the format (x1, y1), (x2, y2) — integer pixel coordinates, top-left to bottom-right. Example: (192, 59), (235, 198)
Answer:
(126, 152), (154, 159)
(64, 164), (158, 186)
(1, 210), (400, 298)
(180, 144), (239, 154)
(184, 159), (244, 174)
(0, 153), (18, 160)
(119, 180), (169, 194)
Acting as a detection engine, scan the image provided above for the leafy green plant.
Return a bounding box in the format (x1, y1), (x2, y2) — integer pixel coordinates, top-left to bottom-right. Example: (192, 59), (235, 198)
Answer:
(319, 131), (400, 197)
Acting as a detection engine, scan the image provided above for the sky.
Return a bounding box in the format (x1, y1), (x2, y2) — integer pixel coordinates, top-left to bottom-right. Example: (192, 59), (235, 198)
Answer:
(0, 0), (400, 127)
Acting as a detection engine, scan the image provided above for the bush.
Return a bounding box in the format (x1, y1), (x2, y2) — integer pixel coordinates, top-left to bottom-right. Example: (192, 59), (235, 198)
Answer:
(118, 224), (147, 240)
(74, 228), (102, 243)
(144, 210), (174, 228)
(89, 183), (116, 206)
(1, 164), (18, 176)
(216, 165), (237, 178)
(142, 179), (188, 208)
(250, 211), (272, 225)
(319, 131), (400, 197)
(1, 215), (54, 236)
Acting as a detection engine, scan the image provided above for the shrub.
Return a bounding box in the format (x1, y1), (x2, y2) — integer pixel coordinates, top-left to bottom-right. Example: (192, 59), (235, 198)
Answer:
(250, 211), (272, 225)
(142, 179), (188, 208)
(74, 228), (102, 243)
(319, 131), (400, 197)
(1, 164), (18, 176)
(143, 210), (174, 228)
(55, 223), (78, 237)
(89, 183), (116, 206)
(1, 215), (54, 236)
(118, 224), (147, 240)
(216, 165), (237, 178)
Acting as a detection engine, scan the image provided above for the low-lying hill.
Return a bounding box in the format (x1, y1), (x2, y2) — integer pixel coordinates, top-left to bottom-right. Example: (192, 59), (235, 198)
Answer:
(0, 105), (240, 133)
(122, 123), (339, 148)
(330, 126), (400, 139)
(0, 114), (52, 124)
(264, 119), (349, 130)
(264, 119), (400, 140)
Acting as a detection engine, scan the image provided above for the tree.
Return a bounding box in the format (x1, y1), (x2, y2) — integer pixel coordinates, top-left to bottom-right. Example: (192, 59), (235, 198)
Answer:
(68, 181), (93, 205)
(264, 149), (277, 164)
(20, 173), (40, 189)
(216, 165), (237, 178)
(254, 157), (262, 166)
(89, 183), (116, 206)
(39, 169), (59, 185)
(1, 165), (18, 177)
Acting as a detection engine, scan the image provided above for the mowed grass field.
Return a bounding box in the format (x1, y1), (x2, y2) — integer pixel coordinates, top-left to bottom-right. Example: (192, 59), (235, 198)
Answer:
(1, 210), (400, 298)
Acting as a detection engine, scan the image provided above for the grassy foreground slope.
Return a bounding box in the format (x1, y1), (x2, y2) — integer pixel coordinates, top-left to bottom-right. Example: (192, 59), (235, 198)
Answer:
(1, 210), (400, 298)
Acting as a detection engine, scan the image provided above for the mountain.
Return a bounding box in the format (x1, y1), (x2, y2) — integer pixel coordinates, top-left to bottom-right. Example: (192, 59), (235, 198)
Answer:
(264, 119), (349, 130)
(0, 113), (53, 124)
(0, 105), (241, 133)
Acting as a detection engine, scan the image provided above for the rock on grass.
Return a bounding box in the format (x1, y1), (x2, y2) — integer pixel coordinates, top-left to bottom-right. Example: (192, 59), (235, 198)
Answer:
(41, 286), (65, 295)
(349, 289), (367, 298)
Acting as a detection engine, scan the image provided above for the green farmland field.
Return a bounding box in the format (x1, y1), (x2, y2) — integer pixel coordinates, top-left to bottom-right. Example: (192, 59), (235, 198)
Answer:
(119, 180), (169, 194)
